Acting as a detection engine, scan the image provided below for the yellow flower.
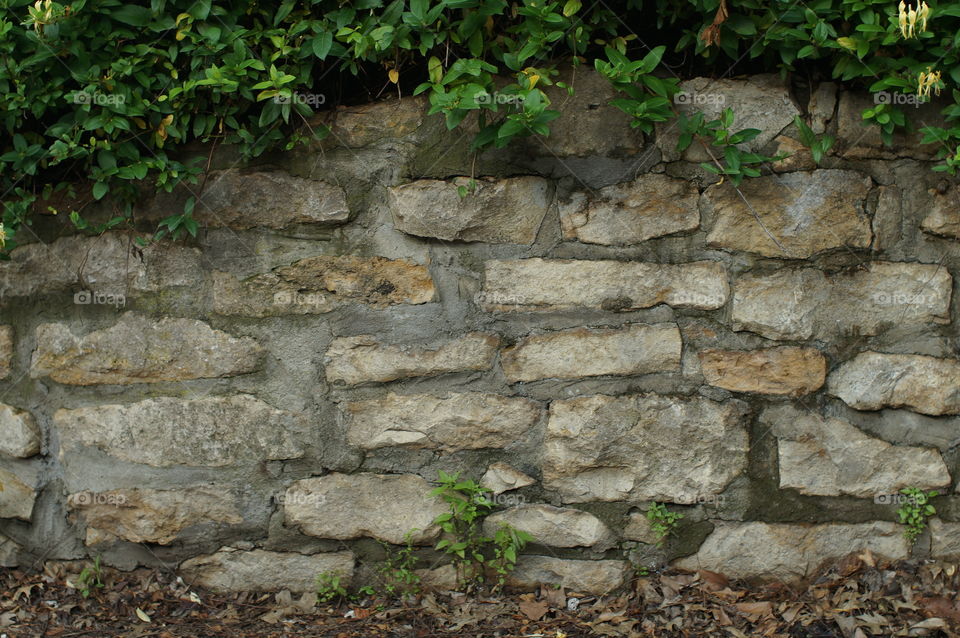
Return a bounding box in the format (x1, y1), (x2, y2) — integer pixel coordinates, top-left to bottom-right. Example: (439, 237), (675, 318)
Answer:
(918, 66), (942, 99)
(898, 1), (930, 39)
(0, 224), (8, 249)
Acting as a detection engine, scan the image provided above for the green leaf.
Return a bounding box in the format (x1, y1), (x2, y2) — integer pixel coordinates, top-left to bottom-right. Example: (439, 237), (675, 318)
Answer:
(92, 182), (109, 200)
(112, 6), (154, 27)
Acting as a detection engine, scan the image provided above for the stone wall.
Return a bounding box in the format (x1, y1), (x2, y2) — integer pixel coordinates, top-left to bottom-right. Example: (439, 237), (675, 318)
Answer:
(2, 72), (960, 593)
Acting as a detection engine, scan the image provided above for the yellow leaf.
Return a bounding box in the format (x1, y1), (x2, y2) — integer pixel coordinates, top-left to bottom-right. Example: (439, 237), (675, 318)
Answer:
(836, 37), (857, 51)
(388, 69), (399, 84)
(135, 608), (151, 623)
(175, 29), (186, 41)
(175, 12), (191, 26)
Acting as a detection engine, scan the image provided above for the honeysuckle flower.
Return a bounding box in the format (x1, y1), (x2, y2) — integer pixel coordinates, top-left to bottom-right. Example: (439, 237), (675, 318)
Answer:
(0, 224), (7, 249)
(899, 1), (930, 39)
(918, 67), (942, 99)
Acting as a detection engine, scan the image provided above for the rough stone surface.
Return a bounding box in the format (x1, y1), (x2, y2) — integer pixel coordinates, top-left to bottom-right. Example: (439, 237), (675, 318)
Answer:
(699, 347), (826, 396)
(0, 467), (35, 521)
(543, 394), (748, 503)
(284, 473), (447, 545)
(836, 92), (942, 159)
(148, 170), (350, 229)
(502, 323), (681, 383)
(325, 333), (499, 386)
(323, 96), (428, 147)
(213, 256), (436, 317)
(507, 556), (630, 594)
(921, 186), (960, 239)
(56, 395), (307, 467)
(481, 259), (729, 312)
(180, 549), (354, 593)
(559, 174), (699, 245)
(481, 463), (535, 495)
(483, 505), (615, 549)
(0, 404), (40, 458)
(31, 313), (264, 385)
(763, 404), (950, 497)
(623, 512), (659, 545)
(0, 533), (20, 567)
(827, 352), (960, 416)
(732, 262), (952, 341)
(809, 82), (837, 134)
(675, 522), (910, 582)
(344, 392), (541, 452)
(68, 487), (244, 545)
(702, 170), (872, 258)
(930, 519), (960, 558)
(872, 185), (902, 251)
(389, 176), (550, 244)
(0, 326), (11, 380)
(0, 233), (201, 299)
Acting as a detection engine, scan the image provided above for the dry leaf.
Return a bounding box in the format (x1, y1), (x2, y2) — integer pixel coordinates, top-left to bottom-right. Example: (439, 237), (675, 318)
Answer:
(519, 599), (549, 621)
(135, 607), (151, 623)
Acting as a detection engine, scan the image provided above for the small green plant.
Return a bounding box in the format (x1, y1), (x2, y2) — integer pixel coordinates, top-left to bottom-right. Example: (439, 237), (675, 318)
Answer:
(897, 487), (938, 544)
(316, 571), (349, 604)
(793, 115), (835, 165)
(677, 108), (787, 186)
(378, 531), (422, 598)
(76, 556), (104, 598)
(646, 503), (683, 548)
(431, 470), (532, 590)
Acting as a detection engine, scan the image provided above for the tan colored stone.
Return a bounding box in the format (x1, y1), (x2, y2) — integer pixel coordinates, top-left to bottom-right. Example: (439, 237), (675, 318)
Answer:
(0, 467), (35, 521)
(732, 262), (952, 341)
(68, 487), (243, 545)
(325, 333), (498, 386)
(921, 186), (960, 239)
(481, 259), (728, 312)
(180, 548), (354, 593)
(836, 92), (942, 159)
(389, 176), (551, 244)
(0, 326), (11, 379)
(325, 96), (428, 147)
(699, 347), (826, 396)
(484, 505), (615, 549)
(702, 170), (872, 258)
(31, 313), (263, 385)
(764, 404), (950, 497)
(344, 392), (541, 452)
(415, 564), (459, 591)
(770, 136), (816, 173)
(544, 394), (748, 503)
(507, 556), (630, 594)
(213, 256), (436, 317)
(623, 512), (659, 544)
(559, 174), (699, 245)
(930, 519), (960, 558)
(502, 323), (681, 383)
(284, 473), (447, 545)
(56, 395), (307, 468)
(827, 352), (960, 416)
(0, 404), (39, 458)
(480, 463), (535, 495)
(675, 522), (909, 582)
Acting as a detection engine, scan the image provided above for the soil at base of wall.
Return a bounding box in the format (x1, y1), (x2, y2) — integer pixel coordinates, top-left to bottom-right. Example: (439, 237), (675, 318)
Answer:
(3, 552), (960, 638)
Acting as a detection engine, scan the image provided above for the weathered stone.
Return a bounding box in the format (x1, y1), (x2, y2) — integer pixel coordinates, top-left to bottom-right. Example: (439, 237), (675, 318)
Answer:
(702, 170), (872, 258)
(675, 522), (909, 582)
(389, 176), (550, 244)
(325, 333), (498, 386)
(180, 548), (354, 593)
(543, 394), (748, 503)
(770, 136), (816, 173)
(0, 467), (35, 520)
(0, 233), (201, 299)
(284, 473), (447, 544)
(699, 347), (826, 396)
(921, 185), (960, 239)
(0, 326), (11, 379)
(344, 392), (541, 452)
(507, 556), (630, 594)
(809, 82), (837, 134)
(0, 533), (20, 567)
(415, 564), (459, 591)
(31, 313), (263, 385)
(484, 505), (615, 549)
(930, 519), (960, 558)
(324, 96), (429, 147)
(763, 404), (950, 497)
(56, 395), (307, 467)
(872, 185), (902, 251)
(502, 323), (681, 383)
(836, 92), (942, 159)
(623, 512), (659, 544)
(481, 463), (535, 495)
(827, 352), (960, 416)
(481, 259), (728, 312)
(213, 256), (436, 317)
(559, 174), (699, 245)
(68, 487), (244, 545)
(732, 262), (952, 341)
(0, 404), (40, 458)
(147, 170), (349, 229)
(659, 75), (799, 161)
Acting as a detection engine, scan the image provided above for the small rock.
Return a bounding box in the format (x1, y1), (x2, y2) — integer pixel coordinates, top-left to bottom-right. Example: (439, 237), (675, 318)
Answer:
(483, 505), (615, 549)
(507, 556), (630, 594)
(480, 463), (535, 495)
(0, 404), (40, 458)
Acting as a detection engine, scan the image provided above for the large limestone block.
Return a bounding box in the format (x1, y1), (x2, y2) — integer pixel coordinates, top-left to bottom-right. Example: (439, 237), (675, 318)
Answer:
(483, 505), (615, 549)
(699, 347), (826, 396)
(507, 556), (630, 594)
(180, 548), (354, 593)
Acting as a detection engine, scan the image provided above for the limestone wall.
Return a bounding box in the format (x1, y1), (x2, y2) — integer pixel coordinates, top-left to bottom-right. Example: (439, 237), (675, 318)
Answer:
(2, 72), (960, 592)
